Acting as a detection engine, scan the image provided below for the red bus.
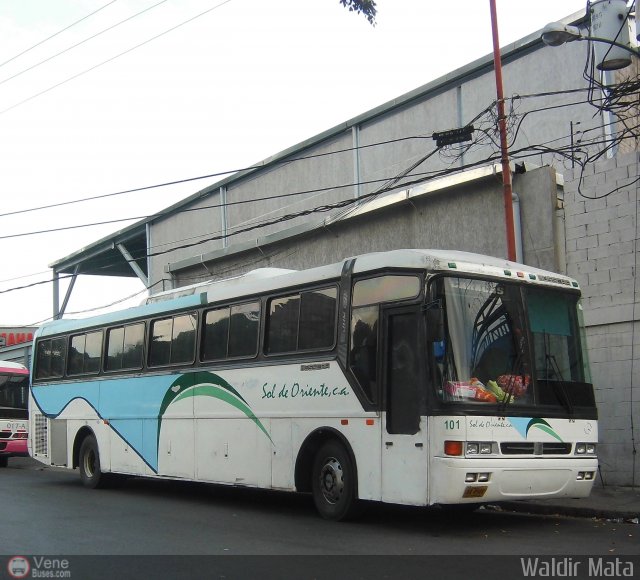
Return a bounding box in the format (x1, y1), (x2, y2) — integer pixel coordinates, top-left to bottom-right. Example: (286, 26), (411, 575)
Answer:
(0, 361), (29, 467)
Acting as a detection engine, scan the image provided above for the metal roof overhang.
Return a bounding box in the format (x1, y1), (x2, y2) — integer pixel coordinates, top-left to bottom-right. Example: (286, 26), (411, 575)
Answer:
(49, 221), (148, 279)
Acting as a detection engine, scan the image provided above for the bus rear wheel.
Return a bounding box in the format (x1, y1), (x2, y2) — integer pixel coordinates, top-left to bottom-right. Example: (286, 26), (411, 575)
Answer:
(311, 440), (359, 521)
(78, 435), (110, 489)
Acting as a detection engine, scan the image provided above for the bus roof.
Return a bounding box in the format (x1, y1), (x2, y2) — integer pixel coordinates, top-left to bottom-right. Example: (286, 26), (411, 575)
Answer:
(0, 361), (29, 375)
(36, 249), (578, 338)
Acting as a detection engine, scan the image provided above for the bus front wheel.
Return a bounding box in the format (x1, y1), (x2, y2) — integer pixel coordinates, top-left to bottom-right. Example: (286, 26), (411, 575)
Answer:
(311, 440), (359, 521)
(78, 435), (109, 489)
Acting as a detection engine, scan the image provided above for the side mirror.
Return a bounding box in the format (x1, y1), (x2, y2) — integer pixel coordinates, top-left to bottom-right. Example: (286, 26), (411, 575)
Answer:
(424, 301), (444, 343)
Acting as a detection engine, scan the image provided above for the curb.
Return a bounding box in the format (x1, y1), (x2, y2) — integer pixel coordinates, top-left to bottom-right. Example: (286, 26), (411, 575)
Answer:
(498, 501), (640, 522)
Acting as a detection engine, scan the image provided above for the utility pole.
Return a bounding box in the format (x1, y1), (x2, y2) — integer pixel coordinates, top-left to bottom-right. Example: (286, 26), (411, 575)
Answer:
(490, 0), (517, 262)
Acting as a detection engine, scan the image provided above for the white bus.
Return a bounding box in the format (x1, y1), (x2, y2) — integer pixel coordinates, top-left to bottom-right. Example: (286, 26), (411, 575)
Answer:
(29, 250), (598, 520)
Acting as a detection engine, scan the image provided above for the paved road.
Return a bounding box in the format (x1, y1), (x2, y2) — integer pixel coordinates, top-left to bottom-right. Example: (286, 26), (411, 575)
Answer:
(1, 458), (638, 579)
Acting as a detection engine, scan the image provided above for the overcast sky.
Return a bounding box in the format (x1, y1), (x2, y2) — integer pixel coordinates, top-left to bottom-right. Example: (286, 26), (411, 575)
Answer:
(0, 0), (588, 327)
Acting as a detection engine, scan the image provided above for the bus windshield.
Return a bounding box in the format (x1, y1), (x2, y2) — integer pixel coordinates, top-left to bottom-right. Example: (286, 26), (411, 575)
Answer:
(0, 371), (29, 419)
(434, 276), (595, 411)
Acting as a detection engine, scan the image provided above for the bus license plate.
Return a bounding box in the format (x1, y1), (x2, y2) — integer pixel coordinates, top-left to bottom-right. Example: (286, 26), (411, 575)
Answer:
(463, 486), (488, 498)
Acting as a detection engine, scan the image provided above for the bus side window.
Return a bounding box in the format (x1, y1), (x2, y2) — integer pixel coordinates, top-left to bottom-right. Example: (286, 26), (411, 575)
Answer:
(265, 287), (337, 355)
(35, 337), (66, 380)
(106, 323), (145, 371)
(149, 313), (197, 366)
(202, 301), (260, 361)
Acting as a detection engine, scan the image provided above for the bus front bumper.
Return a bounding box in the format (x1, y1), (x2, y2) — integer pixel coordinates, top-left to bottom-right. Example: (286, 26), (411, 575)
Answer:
(0, 439), (28, 457)
(430, 456), (598, 505)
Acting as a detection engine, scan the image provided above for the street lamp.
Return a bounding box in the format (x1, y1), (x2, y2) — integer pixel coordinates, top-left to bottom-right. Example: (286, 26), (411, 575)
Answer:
(541, 21), (639, 70)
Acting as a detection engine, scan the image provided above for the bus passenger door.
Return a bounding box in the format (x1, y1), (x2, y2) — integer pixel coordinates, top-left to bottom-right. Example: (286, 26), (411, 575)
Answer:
(381, 306), (429, 505)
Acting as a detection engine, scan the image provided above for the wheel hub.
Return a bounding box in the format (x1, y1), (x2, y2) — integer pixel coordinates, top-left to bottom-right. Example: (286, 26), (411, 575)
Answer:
(319, 457), (344, 504)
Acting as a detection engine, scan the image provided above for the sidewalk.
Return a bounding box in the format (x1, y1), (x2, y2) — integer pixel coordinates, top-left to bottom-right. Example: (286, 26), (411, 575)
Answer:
(500, 484), (640, 521)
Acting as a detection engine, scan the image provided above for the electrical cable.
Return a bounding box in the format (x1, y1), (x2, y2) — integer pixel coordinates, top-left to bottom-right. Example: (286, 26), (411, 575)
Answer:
(0, 0), (235, 116)
(0, 135), (431, 218)
(0, 0), (118, 69)
(0, 0), (170, 88)
(2, 89), (638, 291)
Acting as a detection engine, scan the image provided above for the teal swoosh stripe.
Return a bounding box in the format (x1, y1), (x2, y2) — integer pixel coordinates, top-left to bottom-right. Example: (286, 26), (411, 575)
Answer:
(174, 384), (273, 444)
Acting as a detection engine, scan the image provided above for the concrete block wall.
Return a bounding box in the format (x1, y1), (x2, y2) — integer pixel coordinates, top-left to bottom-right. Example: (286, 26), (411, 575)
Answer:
(564, 151), (640, 486)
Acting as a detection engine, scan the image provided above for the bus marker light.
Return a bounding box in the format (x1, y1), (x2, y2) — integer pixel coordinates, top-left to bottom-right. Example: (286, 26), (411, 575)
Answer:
(366, 419), (374, 426)
(517, 271), (524, 278)
(341, 419), (349, 425)
(445, 440), (463, 456)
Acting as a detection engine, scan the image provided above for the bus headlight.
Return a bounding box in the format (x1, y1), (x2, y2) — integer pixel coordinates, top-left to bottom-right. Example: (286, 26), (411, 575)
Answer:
(575, 443), (597, 455)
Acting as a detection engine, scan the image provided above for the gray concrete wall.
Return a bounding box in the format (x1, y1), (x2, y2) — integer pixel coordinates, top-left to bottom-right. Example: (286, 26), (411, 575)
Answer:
(564, 152), (640, 486)
(172, 166), (559, 286)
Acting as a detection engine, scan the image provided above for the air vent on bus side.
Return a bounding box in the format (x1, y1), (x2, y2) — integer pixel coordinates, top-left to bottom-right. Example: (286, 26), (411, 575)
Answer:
(34, 414), (48, 457)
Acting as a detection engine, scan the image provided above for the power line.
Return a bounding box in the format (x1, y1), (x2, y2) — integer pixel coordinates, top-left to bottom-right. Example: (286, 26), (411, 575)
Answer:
(0, 0), (235, 116)
(0, 0), (118, 69)
(0, 0), (170, 88)
(1, 91), (636, 288)
(0, 135), (431, 218)
(0, 112), (631, 243)
(0, 88), (608, 221)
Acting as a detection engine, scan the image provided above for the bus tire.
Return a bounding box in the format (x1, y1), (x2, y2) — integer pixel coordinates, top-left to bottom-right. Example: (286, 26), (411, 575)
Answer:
(0, 456), (8, 468)
(78, 435), (109, 489)
(311, 440), (359, 521)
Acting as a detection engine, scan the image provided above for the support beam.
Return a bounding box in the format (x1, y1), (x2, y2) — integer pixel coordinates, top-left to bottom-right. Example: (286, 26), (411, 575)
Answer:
(352, 125), (361, 200)
(52, 272), (59, 320)
(220, 186), (228, 248)
(117, 243), (148, 286)
(57, 265), (79, 319)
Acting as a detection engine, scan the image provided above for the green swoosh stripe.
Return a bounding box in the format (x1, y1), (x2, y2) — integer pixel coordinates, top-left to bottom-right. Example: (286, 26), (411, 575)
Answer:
(157, 371), (255, 450)
(530, 423), (564, 442)
(526, 418), (563, 442)
(174, 383), (273, 444)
